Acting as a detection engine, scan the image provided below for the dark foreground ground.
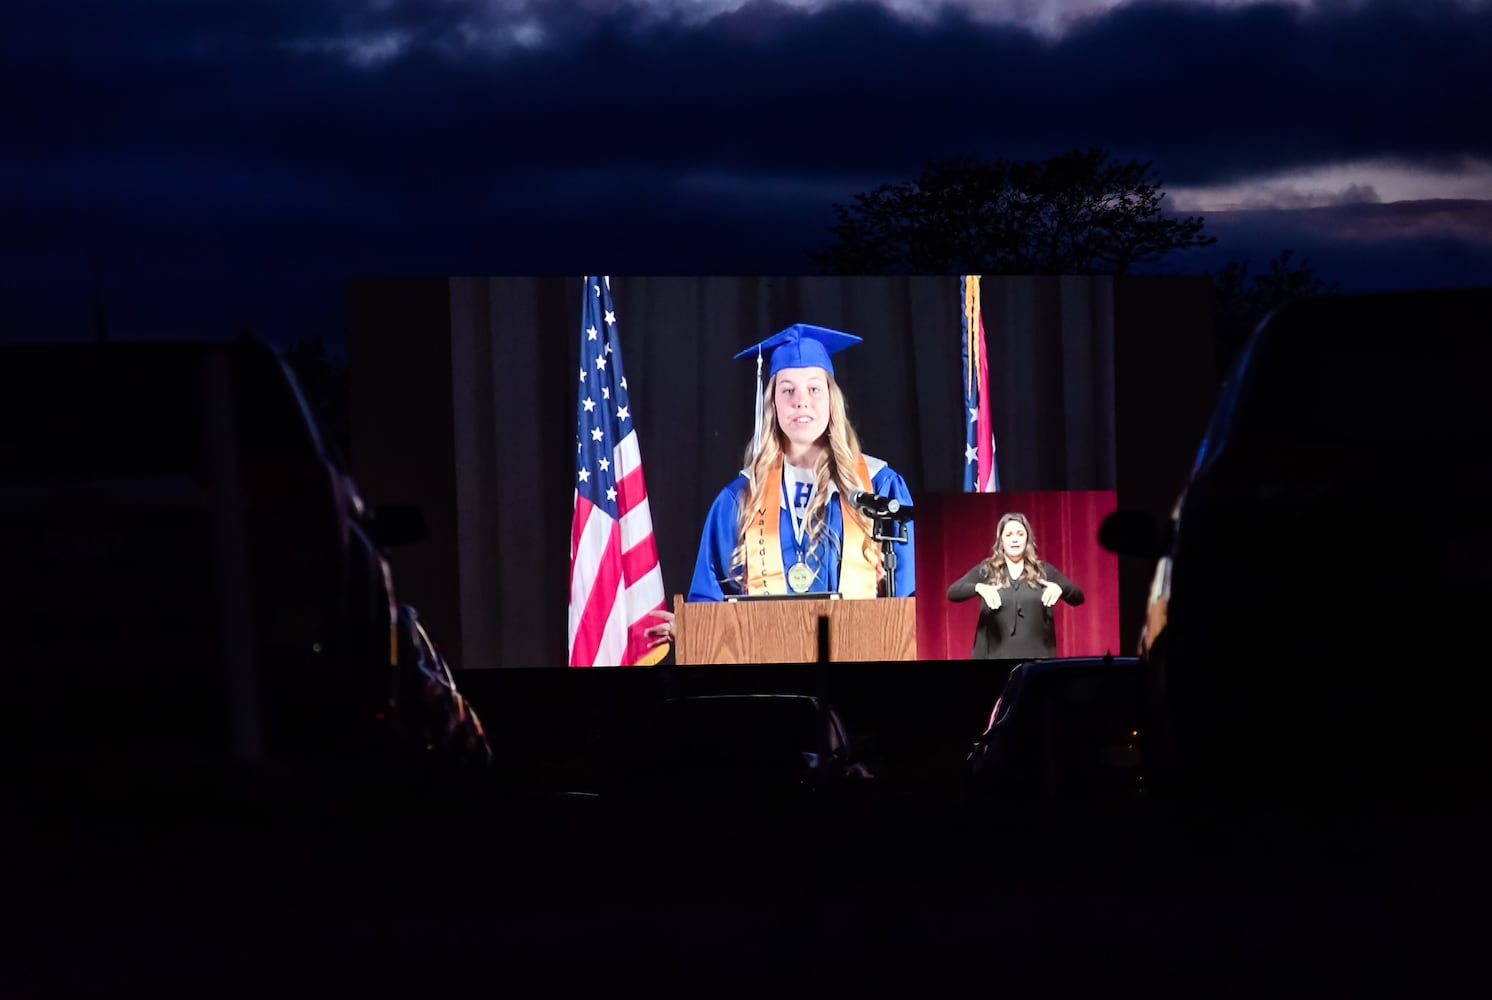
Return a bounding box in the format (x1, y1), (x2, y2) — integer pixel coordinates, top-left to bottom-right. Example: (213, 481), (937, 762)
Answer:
(10, 761), (1490, 997)
(7, 659), (1489, 995)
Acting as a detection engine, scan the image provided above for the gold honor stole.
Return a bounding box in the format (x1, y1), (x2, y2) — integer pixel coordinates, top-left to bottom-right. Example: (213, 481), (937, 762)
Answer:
(746, 455), (881, 598)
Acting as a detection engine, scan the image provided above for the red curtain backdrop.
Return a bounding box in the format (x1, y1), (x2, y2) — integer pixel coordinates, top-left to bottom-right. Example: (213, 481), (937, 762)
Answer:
(914, 491), (1121, 660)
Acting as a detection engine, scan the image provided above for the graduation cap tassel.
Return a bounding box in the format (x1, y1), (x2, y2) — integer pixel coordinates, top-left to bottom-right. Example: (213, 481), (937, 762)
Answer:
(752, 347), (764, 454)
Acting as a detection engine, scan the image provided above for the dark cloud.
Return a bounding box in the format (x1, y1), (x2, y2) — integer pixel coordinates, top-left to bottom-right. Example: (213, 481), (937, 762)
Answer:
(9, 1), (1488, 177)
(1135, 198), (1492, 290)
(2, 0), (1489, 341)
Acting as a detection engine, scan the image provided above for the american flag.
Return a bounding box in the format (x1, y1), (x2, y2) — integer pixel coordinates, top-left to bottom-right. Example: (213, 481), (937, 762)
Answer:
(568, 276), (668, 667)
(961, 275), (1001, 492)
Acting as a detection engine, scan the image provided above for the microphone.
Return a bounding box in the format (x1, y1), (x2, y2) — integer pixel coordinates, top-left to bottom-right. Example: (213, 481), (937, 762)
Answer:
(851, 490), (911, 518)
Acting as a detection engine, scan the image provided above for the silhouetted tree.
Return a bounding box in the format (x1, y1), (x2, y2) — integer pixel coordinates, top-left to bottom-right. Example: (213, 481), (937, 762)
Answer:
(809, 148), (1215, 275)
(1210, 250), (1338, 377)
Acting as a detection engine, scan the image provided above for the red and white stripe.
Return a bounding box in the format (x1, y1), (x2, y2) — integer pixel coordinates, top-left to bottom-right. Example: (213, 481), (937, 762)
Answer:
(567, 429), (666, 667)
(973, 309), (998, 493)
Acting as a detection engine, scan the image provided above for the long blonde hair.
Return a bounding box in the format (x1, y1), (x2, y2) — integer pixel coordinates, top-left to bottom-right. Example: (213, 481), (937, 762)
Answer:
(983, 511), (1048, 589)
(727, 370), (881, 588)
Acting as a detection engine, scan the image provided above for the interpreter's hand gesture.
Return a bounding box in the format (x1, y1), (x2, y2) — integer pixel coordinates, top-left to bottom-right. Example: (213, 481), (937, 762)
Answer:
(644, 609), (675, 648)
(1040, 581), (1063, 607)
(974, 582), (1002, 610)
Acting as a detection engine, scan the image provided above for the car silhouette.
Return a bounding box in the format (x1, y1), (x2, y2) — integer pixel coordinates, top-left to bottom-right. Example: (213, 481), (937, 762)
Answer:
(0, 335), (455, 781)
(569, 693), (867, 808)
(966, 655), (1145, 804)
(390, 603), (492, 772)
(1100, 288), (1492, 808)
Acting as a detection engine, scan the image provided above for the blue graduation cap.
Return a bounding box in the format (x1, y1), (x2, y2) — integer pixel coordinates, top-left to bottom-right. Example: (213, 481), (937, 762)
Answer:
(734, 323), (863, 378)
(735, 324), (862, 452)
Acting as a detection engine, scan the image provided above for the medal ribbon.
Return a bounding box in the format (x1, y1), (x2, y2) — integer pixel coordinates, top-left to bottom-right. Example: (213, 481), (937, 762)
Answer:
(746, 455), (882, 598)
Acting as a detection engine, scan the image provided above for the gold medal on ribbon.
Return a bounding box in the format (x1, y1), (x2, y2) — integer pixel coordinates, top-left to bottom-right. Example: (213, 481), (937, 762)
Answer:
(787, 560), (814, 593)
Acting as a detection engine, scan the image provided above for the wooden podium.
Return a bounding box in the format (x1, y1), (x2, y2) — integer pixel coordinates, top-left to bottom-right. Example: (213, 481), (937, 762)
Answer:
(672, 594), (917, 664)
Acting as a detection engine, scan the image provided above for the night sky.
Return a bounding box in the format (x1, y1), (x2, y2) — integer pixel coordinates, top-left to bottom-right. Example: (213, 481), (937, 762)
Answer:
(4, 0), (1489, 347)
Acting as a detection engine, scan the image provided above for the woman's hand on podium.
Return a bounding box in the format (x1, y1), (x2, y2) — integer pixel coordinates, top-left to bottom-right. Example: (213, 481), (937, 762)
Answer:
(644, 608), (675, 648)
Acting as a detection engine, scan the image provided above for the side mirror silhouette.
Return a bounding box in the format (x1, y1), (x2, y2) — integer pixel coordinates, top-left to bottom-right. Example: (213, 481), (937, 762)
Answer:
(1098, 509), (1161, 561)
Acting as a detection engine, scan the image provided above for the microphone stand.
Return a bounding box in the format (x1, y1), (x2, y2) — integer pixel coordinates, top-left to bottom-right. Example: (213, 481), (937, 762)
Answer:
(870, 512), (911, 598)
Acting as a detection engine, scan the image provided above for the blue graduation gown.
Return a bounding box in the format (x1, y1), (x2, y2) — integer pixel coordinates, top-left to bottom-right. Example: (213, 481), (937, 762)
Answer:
(687, 456), (916, 601)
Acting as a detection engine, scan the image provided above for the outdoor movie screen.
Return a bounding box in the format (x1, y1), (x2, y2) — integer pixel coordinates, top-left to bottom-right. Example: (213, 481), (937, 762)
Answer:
(443, 274), (1122, 666)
